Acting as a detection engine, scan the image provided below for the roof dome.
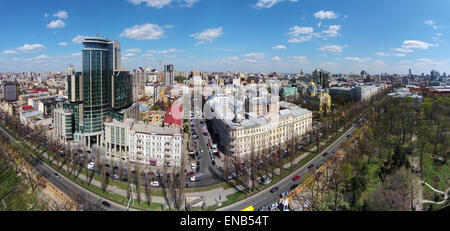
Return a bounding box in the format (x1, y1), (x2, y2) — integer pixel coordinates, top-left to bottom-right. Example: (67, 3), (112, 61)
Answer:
(104, 115), (112, 123)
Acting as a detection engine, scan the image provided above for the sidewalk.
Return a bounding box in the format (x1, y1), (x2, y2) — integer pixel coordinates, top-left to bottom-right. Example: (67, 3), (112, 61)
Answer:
(24, 139), (241, 209)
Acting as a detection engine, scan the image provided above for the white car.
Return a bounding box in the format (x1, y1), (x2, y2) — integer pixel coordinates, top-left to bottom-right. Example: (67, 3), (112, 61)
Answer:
(191, 163), (196, 170)
(87, 162), (95, 170)
(150, 181), (159, 187)
(190, 176), (196, 182)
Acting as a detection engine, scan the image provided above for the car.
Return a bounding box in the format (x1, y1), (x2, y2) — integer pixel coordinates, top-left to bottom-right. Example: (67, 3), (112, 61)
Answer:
(196, 161), (200, 166)
(102, 201), (111, 207)
(187, 171), (195, 176)
(293, 175), (300, 181)
(270, 187), (279, 193)
(308, 164), (315, 169)
(184, 169), (188, 173)
(150, 181), (159, 187)
(113, 174), (119, 179)
(347, 134), (351, 138)
(270, 203), (278, 211)
(280, 191), (289, 198)
(87, 162), (95, 170)
(54, 172), (60, 179)
(190, 176), (196, 182)
(290, 184), (298, 191)
(297, 145), (303, 150)
(217, 166), (223, 172)
(200, 149), (204, 153)
(258, 206), (267, 211)
(191, 163), (196, 170)
(322, 152), (328, 157)
(211, 160), (216, 166)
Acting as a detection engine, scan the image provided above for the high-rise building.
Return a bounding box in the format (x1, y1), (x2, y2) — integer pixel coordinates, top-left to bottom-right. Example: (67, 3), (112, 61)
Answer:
(409, 69), (412, 77)
(312, 68), (331, 89)
(112, 40), (121, 72)
(431, 70), (440, 81)
(58, 37), (136, 147)
(164, 64), (174, 87)
(0, 79), (18, 102)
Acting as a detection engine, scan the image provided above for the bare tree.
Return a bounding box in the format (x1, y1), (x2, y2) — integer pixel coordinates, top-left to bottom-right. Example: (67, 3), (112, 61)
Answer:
(135, 164), (141, 203)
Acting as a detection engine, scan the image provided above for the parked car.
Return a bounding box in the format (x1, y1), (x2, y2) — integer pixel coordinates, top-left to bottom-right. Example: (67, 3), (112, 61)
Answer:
(270, 187), (279, 193)
(187, 171), (195, 176)
(293, 175), (300, 181)
(54, 172), (60, 179)
(150, 181), (159, 187)
(290, 184), (298, 191)
(280, 191), (289, 198)
(308, 164), (315, 169)
(102, 201), (111, 207)
(87, 162), (95, 170)
(190, 176), (196, 182)
(322, 152), (328, 157)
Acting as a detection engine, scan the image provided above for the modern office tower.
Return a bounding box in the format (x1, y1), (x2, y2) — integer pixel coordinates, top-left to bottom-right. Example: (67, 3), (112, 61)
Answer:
(409, 69), (412, 77)
(312, 68), (331, 89)
(164, 64), (174, 87)
(112, 40), (121, 71)
(0, 79), (18, 102)
(59, 37), (135, 147)
(431, 70), (440, 81)
(66, 64), (75, 75)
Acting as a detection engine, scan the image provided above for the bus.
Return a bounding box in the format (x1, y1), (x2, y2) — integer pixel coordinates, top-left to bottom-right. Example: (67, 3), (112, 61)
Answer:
(241, 206), (254, 211)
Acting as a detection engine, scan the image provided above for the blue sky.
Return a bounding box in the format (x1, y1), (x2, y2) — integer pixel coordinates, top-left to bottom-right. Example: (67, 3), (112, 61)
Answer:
(0, 0), (449, 75)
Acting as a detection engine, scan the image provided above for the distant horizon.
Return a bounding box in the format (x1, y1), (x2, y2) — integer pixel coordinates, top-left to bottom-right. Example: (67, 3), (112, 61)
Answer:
(0, 0), (449, 74)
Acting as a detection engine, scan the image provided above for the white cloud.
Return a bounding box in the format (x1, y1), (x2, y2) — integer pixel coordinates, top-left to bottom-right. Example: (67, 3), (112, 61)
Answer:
(3, 50), (17, 55)
(190, 27), (223, 46)
(374, 52), (390, 57)
(314, 10), (338, 20)
(372, 60), (386, 66)
(319, 45), (344, 53)
(46, 20), (66, 29)
(244, 53), (265, 59)
(58, 42), (68, 46)
(402, 40), (435, 50)
(345, 57), (371, 63)
(18, 44), (46, 53)
(290, 56), (309, 64)
(218, 56), (239, 63)
(272, 56), (282, 61)
(128, 0), (172, 8)
(254, 0), (283, 9)
(272, 45), (286, 50)
(180, 0), (200, 7)
(72, 35), (86, 44)
(125, 53), (136, 57)
(287, 26), (314, 37)
(244, 59), (258, 63)
(146, 48), (182, 56)
(53, 10), (68, 19)
(394, 53), (406, 57)
(120, 24), (166, 40)
(126, 49), (142, 53)
(72, 53), (81, 57)
(322, 25), (341, 37)
(425, 19), (434, 25)
(392, 47), (413, 53)
(44, 13), (49, 18)
(288, 36), (313, 43)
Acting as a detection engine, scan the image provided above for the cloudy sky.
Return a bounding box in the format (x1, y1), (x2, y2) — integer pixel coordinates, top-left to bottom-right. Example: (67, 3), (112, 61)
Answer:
(0, 0), (449, 75)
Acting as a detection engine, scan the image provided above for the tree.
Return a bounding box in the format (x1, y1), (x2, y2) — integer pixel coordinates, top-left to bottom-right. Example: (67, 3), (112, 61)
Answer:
(366, 167), (419, 211)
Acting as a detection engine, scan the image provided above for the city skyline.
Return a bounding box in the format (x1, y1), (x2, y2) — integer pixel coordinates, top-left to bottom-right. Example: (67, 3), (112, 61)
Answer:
(0, 0), (449, 74)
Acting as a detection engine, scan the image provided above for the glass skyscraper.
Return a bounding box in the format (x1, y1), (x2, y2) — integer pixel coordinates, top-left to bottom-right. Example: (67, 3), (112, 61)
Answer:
(63, 37), (136, 147)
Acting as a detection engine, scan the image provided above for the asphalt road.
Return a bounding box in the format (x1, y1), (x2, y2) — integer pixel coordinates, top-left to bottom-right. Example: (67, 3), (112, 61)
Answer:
(218, 124), (358, 211)
(187, 94), (224, 188)
(0, 126), (129, 211)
